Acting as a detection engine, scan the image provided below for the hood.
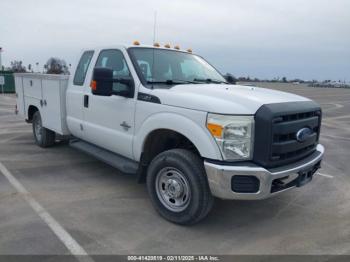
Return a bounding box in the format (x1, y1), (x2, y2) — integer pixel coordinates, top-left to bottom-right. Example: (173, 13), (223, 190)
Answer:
(151, 84), (310, 114)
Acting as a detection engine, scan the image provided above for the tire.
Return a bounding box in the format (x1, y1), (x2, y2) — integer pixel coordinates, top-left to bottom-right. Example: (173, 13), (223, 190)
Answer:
(147, 149), (214, 225)
(32, 111), (55, 148)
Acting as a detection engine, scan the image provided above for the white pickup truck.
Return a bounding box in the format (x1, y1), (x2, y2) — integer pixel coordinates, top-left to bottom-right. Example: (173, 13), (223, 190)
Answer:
(15, 43), (324, 225)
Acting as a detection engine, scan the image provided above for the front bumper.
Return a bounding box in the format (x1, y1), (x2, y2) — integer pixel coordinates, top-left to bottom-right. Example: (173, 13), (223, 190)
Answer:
(204, 144), (324, 200)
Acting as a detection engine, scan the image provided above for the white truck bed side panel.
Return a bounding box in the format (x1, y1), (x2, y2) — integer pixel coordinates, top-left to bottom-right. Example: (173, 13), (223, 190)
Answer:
(14, 75), (25, 116)
(14, 73), (70, 135)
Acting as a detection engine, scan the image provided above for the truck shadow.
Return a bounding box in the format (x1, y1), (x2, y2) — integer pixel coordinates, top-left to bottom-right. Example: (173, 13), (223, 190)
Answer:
(202, 197), (289, 228)
(37, 138), (319, 230)
(33, 143), (297, 234)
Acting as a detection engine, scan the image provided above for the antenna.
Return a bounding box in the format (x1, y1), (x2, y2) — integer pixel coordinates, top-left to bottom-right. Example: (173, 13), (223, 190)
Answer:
(153, 11), (157, 44)
(151, 11), (157, 89)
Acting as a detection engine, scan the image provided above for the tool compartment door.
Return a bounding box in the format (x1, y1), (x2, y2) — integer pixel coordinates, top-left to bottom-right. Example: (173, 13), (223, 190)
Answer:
(41, 76), (70, 135)
(14, 75), (25, 116)
(22, 76), (43, 120)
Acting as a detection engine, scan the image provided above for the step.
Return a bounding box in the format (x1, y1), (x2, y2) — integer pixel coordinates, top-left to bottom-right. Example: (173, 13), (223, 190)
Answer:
(70, 139), (138, 174)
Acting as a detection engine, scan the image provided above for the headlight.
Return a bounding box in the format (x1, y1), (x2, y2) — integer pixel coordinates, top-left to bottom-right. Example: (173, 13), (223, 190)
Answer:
(207, 114), (254, 161)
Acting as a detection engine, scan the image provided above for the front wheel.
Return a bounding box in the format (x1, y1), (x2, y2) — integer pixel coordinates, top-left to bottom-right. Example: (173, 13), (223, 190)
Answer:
(32, 111), (55, 148)
(147, 149), (214, 225)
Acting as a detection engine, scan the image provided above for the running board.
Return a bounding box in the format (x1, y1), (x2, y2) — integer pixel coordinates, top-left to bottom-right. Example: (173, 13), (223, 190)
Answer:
(70, 139), (138, 174)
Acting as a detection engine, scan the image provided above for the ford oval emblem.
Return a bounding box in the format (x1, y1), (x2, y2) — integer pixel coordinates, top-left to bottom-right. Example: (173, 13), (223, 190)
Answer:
(296, 127), (313, 142)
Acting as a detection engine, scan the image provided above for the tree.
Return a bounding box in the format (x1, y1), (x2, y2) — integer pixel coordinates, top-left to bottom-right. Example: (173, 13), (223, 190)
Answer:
(44, 57), (69, 74)
(282, 77), (287, 83)
(10, 60), (27, 73)
(224, 73), (237, 84)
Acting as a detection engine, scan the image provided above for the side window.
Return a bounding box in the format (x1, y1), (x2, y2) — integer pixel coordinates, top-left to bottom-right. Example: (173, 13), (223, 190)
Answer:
(95, 49), (131, 93)
(73, 51), (94, 85)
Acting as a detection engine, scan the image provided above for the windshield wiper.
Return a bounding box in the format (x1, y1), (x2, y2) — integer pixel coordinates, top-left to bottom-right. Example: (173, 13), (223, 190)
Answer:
(147, 79), (196, 85)
(193, 78), (227, 84)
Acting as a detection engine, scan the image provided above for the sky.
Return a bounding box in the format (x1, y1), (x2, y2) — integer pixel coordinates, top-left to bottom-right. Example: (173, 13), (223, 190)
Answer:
(0, 0), (349, 81)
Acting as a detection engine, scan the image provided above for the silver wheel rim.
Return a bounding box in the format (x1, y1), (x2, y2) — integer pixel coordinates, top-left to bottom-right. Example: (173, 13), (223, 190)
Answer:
(155, 167), (191, 212)
(34, 115), (43, 142)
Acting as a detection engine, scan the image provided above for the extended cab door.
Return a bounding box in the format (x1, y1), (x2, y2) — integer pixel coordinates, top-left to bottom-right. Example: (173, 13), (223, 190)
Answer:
(82, 49), (136, 160)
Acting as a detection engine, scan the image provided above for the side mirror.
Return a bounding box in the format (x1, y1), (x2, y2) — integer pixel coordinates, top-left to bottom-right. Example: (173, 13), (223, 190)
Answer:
(224, 74), (236, 84)
(112, 78), (135, 98)
(91, 67), (113, 96)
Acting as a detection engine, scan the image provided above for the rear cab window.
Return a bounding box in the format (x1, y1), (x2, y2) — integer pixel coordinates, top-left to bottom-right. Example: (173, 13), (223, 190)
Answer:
(73, 50), (94, 86)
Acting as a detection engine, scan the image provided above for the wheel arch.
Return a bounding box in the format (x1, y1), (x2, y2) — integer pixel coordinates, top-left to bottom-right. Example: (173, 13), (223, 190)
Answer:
(134, 113), (221, 161)
(27, 105), (39, 123)
(134, 112), (222, 182)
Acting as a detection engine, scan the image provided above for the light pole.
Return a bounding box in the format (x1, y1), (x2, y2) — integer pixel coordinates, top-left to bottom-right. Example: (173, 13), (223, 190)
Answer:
(0, 47), (3, 71)
(0, 47), (3, 94)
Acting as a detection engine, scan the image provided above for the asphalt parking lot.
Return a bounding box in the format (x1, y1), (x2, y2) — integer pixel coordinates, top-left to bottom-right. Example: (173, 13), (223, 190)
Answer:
(0, 84), (350, 256)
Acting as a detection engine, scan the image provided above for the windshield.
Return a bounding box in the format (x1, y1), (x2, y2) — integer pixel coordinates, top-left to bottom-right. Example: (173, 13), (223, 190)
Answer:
(128, 48), (227, 86)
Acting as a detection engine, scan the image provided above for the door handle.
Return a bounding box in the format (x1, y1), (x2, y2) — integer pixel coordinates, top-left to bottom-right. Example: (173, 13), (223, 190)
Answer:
(120, 121), (131, 130)
(84, 95), (89, 108)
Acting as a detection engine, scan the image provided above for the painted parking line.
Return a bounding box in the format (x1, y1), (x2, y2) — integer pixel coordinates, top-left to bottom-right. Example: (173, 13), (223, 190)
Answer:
(320, 102), (344, 112)
(321, 134), (350, 142)
(0, 133), (29, 144)
(317, 172), (334, 178)
(0, 162), (94, 262)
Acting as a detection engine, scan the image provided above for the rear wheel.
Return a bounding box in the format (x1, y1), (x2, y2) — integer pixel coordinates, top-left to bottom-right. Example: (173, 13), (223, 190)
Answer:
(32, 111), (55, 148)
(147, 149), (214, 225)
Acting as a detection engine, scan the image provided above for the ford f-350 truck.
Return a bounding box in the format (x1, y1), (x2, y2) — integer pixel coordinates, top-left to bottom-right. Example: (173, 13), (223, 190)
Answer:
(14, 43), (324, 225)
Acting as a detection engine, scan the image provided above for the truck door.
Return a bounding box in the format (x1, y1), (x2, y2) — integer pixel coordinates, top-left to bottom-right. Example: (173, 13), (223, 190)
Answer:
(83, 49), (136, 160)
(66, 50), (94, 139)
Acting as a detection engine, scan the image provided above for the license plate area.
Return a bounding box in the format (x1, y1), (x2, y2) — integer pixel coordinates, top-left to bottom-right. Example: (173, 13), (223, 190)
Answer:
(271, 161), (321, 192)
(296, 166), (318, 187)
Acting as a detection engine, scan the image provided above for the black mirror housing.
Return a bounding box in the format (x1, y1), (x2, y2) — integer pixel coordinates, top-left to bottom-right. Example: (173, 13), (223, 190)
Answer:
(113, 78), (135, 98)
(92, 67), (135, 98)
(91, 67), (113, 96)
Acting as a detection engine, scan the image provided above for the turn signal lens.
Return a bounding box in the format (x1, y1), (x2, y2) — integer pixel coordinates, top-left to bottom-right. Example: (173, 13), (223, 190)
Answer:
(90, 80), (97, 91)
(207, 123), (223, 138)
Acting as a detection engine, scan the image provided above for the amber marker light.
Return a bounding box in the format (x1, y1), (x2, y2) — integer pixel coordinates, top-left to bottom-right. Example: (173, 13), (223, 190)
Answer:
(174, 45), (180, 50)
(133, 41), (140, 45)
(90, 80), (97, 91)
(207, 123), (223, 138)
(154, 42), (160, 47)
(164, 44), (171, 48)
